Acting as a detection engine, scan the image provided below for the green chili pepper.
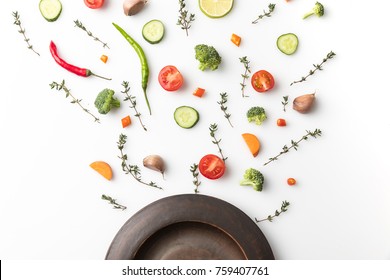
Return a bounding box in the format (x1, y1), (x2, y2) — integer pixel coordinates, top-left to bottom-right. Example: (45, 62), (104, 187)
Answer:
(113, 22), (151, 115)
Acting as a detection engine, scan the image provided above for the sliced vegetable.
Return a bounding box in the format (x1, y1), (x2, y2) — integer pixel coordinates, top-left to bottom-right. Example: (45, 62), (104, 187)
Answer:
(231, 33), (241, 46)
(199, 0), (234, 18)
(174, 106), (199, 129)
(39, 0), (62, 22)
(121, 115), (131, 128)
(123, 0), (147, 16)
(84, 0), (104, 9)
(193, 87), (205, 97)
(100, 54), (108, 63)
(277, 33), (299, 55)
(198, 154), (225, 180)
(90, 161), (113, 180)
(242, 133), (261, 157)
(277, 118), (287, 126)
(142, 20), (165, 44)
(251, 70), (275, 92)
(158, 65), (184, 91)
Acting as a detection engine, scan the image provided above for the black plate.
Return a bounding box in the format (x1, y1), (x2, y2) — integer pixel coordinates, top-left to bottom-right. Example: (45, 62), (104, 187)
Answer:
(105, 194), (274, 260)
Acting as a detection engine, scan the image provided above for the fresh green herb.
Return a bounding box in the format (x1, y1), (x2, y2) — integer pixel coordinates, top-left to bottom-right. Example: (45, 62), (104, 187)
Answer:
(255, 201), (290, 223)
(252, 3), (276, 24)
(101, 194), (127, 211)
(177, 0), (195, 36)
(282, 95), (289, 112)
(239, 56), (251, 98)
(264, 129), (322, 166)
(190, 163), (201, 194)
(121, 81), (147, 131)
(290, 51), (336, 86)
(12, 11), (40, 56)
(50, 80), (100, 123)
(209, 123), (227, 162)
(117, 134), (162, 190)
(74, 19), (110, 49)
(218, 92), (233, 127)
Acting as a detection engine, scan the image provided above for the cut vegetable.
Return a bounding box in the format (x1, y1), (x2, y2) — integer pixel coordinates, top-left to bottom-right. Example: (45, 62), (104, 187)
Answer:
(277, 33), (299, 55)
(231, 33), (241, 46)
(142, 20), (165, 44)
(39, 0), (62, 22)
(193, 87), (205, 97)
(121, 115), (131, 128)
(90, 161), (113, 180)
(242, 133), (261, 157)
(174, 106), (199, 129)
(100, 54), (108, 63)
(199, 0), (234, 18)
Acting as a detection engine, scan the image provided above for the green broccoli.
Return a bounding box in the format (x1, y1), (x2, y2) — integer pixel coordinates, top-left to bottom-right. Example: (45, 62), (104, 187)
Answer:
(240, 168), (264, 191)
(302, 2), (324, 19)
(247, 106), (267, 125)
(94, 88), (120, 114)
(194, 44), (222, 71)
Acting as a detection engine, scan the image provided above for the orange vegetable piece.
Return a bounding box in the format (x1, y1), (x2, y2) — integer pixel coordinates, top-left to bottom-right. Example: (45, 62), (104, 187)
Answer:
(231, 33), (241, 47)
(90, 161), (113, 180)
(100, 54), (108, 63)
(277, 118), (287, 126)
(193, 87), (205, 97)
(242, 133), (261, 157)
(121, 115), (131, 128)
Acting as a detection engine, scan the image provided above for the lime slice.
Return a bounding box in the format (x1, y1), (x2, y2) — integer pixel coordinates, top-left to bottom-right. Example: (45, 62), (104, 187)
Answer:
(199, 0), (234, 18)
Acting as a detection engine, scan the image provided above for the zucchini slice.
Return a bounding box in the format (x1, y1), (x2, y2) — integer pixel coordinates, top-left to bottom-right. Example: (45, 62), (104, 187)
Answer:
(174, 106), (199, 129)
(277, 33), (299, 55)
(39, 0), (62, 22)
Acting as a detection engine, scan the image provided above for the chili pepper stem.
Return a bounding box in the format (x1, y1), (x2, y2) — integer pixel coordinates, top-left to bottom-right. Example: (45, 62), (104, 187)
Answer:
(144, 89), (152, 115)
(90, 71), (112, 80)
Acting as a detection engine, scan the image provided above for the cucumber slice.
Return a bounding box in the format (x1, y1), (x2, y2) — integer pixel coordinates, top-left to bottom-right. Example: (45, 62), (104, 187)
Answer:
(277, 33), (299, 55)
(142, 20), (165, 44)
(39, 0), (62, 22)
(174, 106), (199, 129)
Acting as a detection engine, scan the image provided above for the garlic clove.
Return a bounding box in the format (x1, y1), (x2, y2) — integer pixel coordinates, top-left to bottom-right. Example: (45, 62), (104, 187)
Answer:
(293, 93), (316, 113)
(143, 155), (165, 178)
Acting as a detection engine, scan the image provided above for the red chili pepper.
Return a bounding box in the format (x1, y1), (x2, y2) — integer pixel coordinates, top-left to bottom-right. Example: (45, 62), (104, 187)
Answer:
(49, 41), (111, 80)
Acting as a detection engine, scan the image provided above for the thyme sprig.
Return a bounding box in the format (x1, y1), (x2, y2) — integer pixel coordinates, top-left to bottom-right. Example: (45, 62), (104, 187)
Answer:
(101, 194), (127, 211)
(121, 81), (147, 131)
(177, 0), (195, 36)
(263, 129), (322, 166)
(190, 163), (201, 194)
(255, 201), (290, 223)
(209, 123), (228, 162)
(74, 19), (110, 49)
(117, 134), (162, 190)
(252, 3), (276, 24)
(50, 80), (100, 123)
(290, 51), (336, 86)
(282, 95), (289, 112)
(239, 56), (251, 98)
(218, 92), (233, 127)
(12, 11), (40, 56)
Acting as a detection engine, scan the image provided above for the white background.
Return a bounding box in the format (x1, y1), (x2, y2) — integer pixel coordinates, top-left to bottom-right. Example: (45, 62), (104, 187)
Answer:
(0, 0), (389, 260)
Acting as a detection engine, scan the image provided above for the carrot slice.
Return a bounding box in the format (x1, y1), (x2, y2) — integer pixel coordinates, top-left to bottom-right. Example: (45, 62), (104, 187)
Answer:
(121, 115), (131, 128)
(231, 33), (241, 47)
(193, 87), (205, 97)
(90, 161), (113, 180)
(242, 133), (261, 157)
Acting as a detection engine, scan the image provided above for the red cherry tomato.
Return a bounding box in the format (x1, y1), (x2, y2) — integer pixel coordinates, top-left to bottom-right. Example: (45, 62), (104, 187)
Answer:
(198, 154), (225, 180)
(84, 0), (105, 9)
(277, 118), (287, 126)
(158, 65), (184, 91)
(251, 70), (275, 92)
(287, 178), (296, 186)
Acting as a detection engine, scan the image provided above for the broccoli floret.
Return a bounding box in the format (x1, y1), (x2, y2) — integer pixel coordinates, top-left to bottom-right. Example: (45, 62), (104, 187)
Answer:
(303, 2), (324, 19)
(194, 44), (222, 71)
(240, 168), (264, 191)
(94, 88), (120, 114)
(246, 106), (267, 125)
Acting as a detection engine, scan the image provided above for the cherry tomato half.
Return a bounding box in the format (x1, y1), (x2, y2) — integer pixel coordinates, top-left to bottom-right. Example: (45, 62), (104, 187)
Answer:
(251, 70), (275, 92)
(158, 65), (184, 91)
(199, 154), (225, 180)
(84, 0), (105, 9)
